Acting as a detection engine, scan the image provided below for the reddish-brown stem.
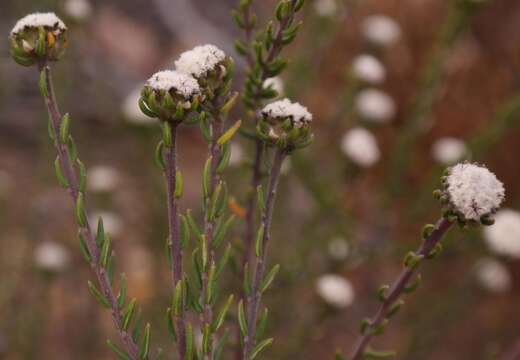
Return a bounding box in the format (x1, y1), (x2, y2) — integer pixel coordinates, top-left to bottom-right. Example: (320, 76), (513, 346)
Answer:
(242, 148), (286, 359)
(163, 123), (186, 359)
(349, 218), (453, 360)
(38, 61), (140, 359)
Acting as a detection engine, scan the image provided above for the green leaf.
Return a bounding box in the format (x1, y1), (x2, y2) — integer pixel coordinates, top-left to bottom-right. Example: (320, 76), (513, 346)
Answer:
(202, 324), (211, 354)
(206, 263), (216, 304)
(77, 159), (87, 193)
(202, 157), (212, 199)
(363, 347), (396, 359)
(87, 280), (111, 308)
(75, 193), (87, 227)
(123, 298), (137, 331)
(100, 233), (112, 268)
(35, 27), (46, 57)
(174, 170), (183, 198)
(250, 338), (273, 359)
(107, 340), (132, 360)
(217, 119), (242, 146)
(256, 308), (269, 340)
(220, 93), (240, 116)
(187, 210), (203, 241)
(237, 300), (248, 337)
(217, 142), (231, 173)
(256, 185), (265, 212)
(387, 300), (404, 318)
(404, 274), (422, 294)
(216, 243), (232, 277)
(213, 215), (235, 249)
(139, 323), (151, 359)
(78, 231), (91, 263)
(173, 280), (183, 316)
(162, 122), (173, 147)
(260, 264), (280, 293)
(139, 97), (156, 118)
(54, 157), (69, 188)
(185, 323), (194, 360)
(180, 215), (190, 249)
(166, 308), (176, 340)
(255, 225), (264, 258)
(96, 217), (105, 248)
(154, 141), (165, 171)
(67, 136), (78, 163)
(212, 294), (234, 332)
(214, 328), (229, 360)
(117, 273), (127, 309)
(59, 113), (71, 144)
(39, 69), (48, 98)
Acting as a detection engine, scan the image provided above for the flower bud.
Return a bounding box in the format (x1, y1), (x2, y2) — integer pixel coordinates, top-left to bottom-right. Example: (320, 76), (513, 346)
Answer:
(9, 12), (67, 66)
(140, 70), (202, 122)
(174, 44), (234, 99)
(258, 98), (313, 152)
(437, 162), (505, 226)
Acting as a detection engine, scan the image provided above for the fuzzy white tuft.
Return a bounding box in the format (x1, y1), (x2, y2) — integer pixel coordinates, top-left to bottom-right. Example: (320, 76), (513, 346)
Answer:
(446, 163), (505, 221)
(483, 209), (520, 258)
(146, 70), (200, 98)
(229, 143), (245, 167)
(34, 241), (70, 271)
(352, 54), (386, 84)
(175, 44), (226, 78)
(474, 258), (511, 293)
(355, 88), (395, 123)
(87, 165), (120, 193)
(340, 127), (380, 167)
(262, 98), (312, 126)
(432, 137), (467, 165)
(11, 12), (66, 35)
(361, 15), (401, 47)
(316, 274), (355, 308)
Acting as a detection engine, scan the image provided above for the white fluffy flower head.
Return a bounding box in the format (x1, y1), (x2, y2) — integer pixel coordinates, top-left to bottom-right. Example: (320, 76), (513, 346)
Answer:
(146, 70), (200, 99)
(355, 89), (396, 123)
(361, 15), (401, 47)
(340, 127), (380, 167)
(483, 209), (520, 258)
(316, 274), (355, 308)
(442, 163), (505, 223)
(175, 44), (226, 78)
(432, 137), (467, 165)
(351, 54), (386, 84)
(261, 98), (312, 126)
(34, 241), (70, 272)
(11, 12), (67, 36)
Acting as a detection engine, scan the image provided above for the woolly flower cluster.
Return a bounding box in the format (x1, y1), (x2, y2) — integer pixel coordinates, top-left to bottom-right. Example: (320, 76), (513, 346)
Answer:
(483, 209), (520, 258)
(11, 12), (66, 35)
(174, 44), (226, 78)
(341, 127), (380, 167)
(146, 70), (200, 99)
(261, 98), (312, 126)
(315, 274), (355, 308)
(443, 163), (505, 222)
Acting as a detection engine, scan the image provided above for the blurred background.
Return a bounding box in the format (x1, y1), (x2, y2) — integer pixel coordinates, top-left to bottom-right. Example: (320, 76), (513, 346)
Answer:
(1, 0), (520, 359)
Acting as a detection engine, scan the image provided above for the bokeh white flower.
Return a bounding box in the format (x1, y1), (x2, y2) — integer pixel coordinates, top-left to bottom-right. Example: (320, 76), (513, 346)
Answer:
(340, 127), (380, 167)
(328, 237), (350, 261)
(87, 165), (120, 193)
(474, 257), (512, 293)
(361, 15), (402, 47)
(355, 88), (396, 123)
(64, 0), (93, 21)
(229, 143), (244, 167)
(90, 211), (123, 237)
(483, 209), (520, 258)
(445, 163), (505, 221)
(432, 137), (467, 165)
(313, 0), (337, 17)
(316, 274), (355, 308)
(351, 54), (386, 84)
(34, 241), (70, 272)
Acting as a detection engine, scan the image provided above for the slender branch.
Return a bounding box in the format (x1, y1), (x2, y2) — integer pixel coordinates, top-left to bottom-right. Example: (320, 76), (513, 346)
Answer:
(243, 148), (286, 359)
(163, 123), (186, 359)
(38, 61), (140, 359)
(200, 111), (224, 359)
(349, 218), (453, 360)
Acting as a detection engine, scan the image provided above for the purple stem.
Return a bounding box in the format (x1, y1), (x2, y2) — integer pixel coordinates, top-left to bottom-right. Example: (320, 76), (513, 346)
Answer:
(163, 123), (186, 358)
(349, 217), (453, 360)
(38, 61), (140, 359)
(243, 148), (286, 359)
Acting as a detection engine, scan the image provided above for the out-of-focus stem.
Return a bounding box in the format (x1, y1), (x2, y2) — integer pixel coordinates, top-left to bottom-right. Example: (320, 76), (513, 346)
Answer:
(349, 217), (453, 360)
(243, 149), (286, 359)
(38, 61), (140, 359)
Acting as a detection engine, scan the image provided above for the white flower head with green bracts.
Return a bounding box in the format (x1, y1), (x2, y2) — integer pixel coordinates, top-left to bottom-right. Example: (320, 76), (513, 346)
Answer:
(140, 70), (202, 121)
(438, 162), (505, 225)
(483, 209), (520, 258)
(175, 44), (226, 78)
(11, 12), (66, 36)
(9, 12), (68, 65)
(316, 274), (355, 308)
(261, 98), (312, 126)
(341, 127), (380, 167)
(351, 54), (386, 84)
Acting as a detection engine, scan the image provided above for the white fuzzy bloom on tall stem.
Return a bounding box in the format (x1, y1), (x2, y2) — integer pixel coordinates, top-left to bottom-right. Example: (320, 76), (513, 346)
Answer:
(64, 0), (93, 21)
(474, 258), (511, 293)
(11, 12), (67, 35)
(316, 274), (355, 308)
(355, 89), (396, 123)
(444, 163), (505, 222)
(34, 241), (70, 272)
(351, 54), (386, 84)
(340, 127), (380, 167)
(87, 165), (120, 193)
(483, 209), (520, 258)
(432, 137), (467, 165)
(146, 70), (200, 98)
(261, 98), (313, 126)
(361, 15), (402, 47)
(174, 44), (226, 78)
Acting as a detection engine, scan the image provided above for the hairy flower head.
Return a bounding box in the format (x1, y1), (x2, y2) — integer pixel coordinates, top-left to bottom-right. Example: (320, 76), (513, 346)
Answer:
(9, 12), (68, 65)
(483, 209), (520, 258)
(437, 162), (505, 225)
